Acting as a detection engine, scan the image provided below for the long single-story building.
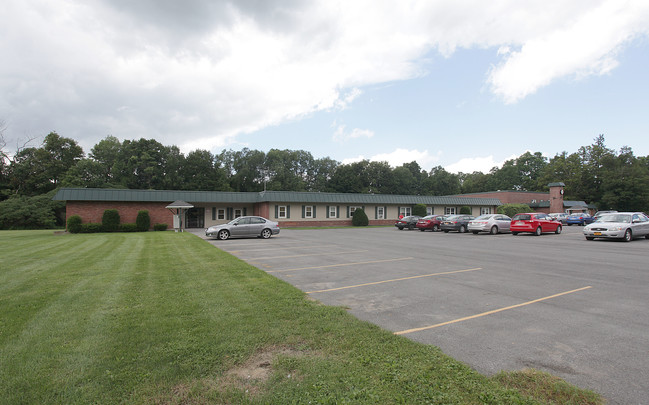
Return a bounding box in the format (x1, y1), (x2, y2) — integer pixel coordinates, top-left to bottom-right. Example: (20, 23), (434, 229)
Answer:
(53, 188), (503, 230)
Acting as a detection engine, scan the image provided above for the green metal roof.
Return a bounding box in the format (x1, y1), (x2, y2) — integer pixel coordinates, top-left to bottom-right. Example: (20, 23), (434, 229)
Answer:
(54, 188), (502, 206)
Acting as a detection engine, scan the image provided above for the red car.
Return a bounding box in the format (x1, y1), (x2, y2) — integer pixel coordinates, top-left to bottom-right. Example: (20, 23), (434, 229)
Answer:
(510, 212), (562, 236)
(416, 215), (446, 232)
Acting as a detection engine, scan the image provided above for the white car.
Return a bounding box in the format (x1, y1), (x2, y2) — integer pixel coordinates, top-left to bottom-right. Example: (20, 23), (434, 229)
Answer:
(467, 214), (511, 235)
(583, 212), (649, 242)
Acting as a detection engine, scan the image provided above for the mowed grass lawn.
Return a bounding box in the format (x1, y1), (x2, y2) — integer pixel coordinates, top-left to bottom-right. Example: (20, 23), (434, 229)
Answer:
(0, 231), (602, 404)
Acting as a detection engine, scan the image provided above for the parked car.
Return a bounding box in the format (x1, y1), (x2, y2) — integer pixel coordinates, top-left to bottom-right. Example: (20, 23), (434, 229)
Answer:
(467, 214), (511, 234)
(548, 212), (568, 224)
(583, 212), (649, 242)
(592, 210), (617, 222)
(395, 215), (421, 230)
(416, 215), (446, 232)
(440, 215), (475, 233)
(566, 213), (595, 226)
(510, 212), (562, 236)
(205, 216), (280, 240)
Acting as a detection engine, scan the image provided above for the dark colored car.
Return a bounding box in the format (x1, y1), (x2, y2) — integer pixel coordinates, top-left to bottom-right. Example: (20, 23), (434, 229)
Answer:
(440, 215), (475, 233)
(416, 215), (446, 232)
(566, 213), (595, 226)
(395, 215), (421, 230)
(511, 212), (562, 236)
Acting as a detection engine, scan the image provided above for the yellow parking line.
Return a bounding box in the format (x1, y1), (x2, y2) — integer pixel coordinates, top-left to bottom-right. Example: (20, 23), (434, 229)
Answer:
(246, 250), (368, 261)
(307, 267), (482, 293)
(395, 286), (592, 335)
(268, 257), (413, 274)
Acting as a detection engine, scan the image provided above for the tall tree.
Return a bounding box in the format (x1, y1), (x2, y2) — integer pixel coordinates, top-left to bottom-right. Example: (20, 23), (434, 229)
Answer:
(423, 166), (461, 195)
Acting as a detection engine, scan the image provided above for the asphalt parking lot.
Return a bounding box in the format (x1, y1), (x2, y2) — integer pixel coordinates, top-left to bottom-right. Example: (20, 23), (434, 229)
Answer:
(196, 225), (649, 404)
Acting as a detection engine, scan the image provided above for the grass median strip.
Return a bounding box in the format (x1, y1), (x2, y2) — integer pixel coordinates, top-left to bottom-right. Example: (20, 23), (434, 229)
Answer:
(0, 230), (602, 404)
(307, 267), (482, 293)
(395, 286), (593, 335)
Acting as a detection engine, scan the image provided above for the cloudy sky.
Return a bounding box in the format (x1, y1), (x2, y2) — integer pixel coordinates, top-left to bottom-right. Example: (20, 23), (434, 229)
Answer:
(2, 0), (649, 173)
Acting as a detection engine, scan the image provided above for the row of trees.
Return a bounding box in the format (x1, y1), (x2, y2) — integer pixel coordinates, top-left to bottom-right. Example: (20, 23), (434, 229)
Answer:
(2, 127), (649, 228)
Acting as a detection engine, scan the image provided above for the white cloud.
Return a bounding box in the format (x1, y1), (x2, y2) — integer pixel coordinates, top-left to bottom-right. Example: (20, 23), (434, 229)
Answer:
(332, 124), (374, 142)
(343, 148), (440, 169)
(2, 0), (648, 152)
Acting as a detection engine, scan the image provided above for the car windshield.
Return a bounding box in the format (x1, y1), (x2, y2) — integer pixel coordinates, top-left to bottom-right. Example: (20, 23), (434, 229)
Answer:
(597, 214), (631, 223)
(474, 215), (493, 220)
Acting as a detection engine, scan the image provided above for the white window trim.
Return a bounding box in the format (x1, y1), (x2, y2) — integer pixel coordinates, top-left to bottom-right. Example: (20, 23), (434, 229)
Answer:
(234, 208), (243, 218)
(480, 207), (492, 215)
(426, 206), (433, 216)
(445, 207), (456, 215)
(278, 205), (288, 219)
(305, 205), (313, 218)
(217, 208), (225, 220)
(377, 206), (385, 220)
(400, 207), (412, 217)
(328, 206), (337, 218)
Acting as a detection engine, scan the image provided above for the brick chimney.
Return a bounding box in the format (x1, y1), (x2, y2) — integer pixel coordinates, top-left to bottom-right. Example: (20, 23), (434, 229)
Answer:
(548, 182), (565, 213)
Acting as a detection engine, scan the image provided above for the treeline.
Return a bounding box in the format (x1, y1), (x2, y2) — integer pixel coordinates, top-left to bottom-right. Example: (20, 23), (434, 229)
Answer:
(1, 131), (649, 228)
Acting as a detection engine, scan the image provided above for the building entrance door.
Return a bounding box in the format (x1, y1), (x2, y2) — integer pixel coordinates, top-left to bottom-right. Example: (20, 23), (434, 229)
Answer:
(185, 207), (205, 228)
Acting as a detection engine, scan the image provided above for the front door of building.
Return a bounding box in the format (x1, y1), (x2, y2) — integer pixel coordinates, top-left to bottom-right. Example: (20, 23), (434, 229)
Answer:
(185, 207), (204, 228)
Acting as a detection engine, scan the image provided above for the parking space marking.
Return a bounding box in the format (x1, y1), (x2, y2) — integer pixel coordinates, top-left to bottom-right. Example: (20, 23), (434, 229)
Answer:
(395, 286), (592, 335)
(306, 267), (482, 294)
(244, 250), (369, 261)
(267, 257), (414, 274)
(227, 245), (340, 253)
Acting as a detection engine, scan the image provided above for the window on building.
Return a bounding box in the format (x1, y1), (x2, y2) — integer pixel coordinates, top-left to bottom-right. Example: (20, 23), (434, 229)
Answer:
(305, 205), (313, 218)
(217, 209), (225, 220)
(234, 208), (243, 218)
(328, 206), (337, 218)
(399, 207), (412, 217)
(480, 207), (492, 215)
(445, 207), (456, 215)
(426, 206), (433, 215)
(278, 206), (287, 219)
(376, 206), (385, 219)
(349, 206), (362, 217)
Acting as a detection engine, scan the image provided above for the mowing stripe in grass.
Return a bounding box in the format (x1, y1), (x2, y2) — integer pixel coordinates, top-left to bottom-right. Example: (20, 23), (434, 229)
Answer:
(267, 257), (413, 273)
(306, 267), (482, 293)
(395, 286), (593, 335)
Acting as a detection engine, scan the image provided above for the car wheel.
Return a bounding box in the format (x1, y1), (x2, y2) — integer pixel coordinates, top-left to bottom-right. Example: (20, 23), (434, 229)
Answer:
(472, 231), (479, 234)
(645, 234), (649, 239)
(585, 236), (594, 240)
(261, 229), (272, 239)
(490, 226), (498, 235)
(534, 227), (542, 236)
(568, 223), (572, 226)
(459, 225), (466, 233)
(433, 225), (439, 232)
(419, 228), (426, 232)
(512, 232), (518, 235)
(218, 230), (230, 240)
(398, 227), (404, 230)
(443, 230), (449, 233)
(555, 226), (562, 234)
(623, 229), (632, 242)
(408, 224), (414, 230)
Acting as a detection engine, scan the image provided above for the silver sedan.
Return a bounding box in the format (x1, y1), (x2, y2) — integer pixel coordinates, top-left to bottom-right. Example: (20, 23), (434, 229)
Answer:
(467, 214), (511, 234)
(583, 212), (649, 242)
(205, 216), (280, 240)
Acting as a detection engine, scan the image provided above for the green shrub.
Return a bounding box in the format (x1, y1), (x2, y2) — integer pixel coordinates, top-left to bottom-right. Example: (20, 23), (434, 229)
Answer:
(351, 208), (369, 226)
(497, 203), (532, 218)
(80, 223), (103, 233)
(102, 209), (120, 232)
(67, 215), (82, 233)
(136, 210), (151, 231)
(459, 205), (472, 215)
(153, 223), (168, 231)
(413, 204), (427, 217)
(119, 223), (138, 232)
